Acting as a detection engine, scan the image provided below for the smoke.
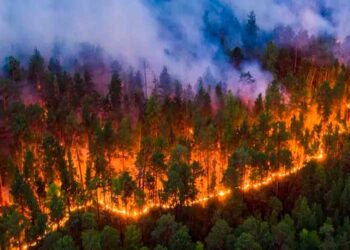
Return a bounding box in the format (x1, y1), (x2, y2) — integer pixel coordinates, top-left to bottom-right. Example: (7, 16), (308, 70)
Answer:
(1, 0), (350, 100)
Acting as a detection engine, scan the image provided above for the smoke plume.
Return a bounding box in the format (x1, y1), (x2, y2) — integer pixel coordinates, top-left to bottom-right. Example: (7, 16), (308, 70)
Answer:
(1, 0), (350, 99)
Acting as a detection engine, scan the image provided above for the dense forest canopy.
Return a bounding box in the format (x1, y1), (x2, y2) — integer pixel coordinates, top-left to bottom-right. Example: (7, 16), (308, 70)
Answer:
(1, 1), (350, 250)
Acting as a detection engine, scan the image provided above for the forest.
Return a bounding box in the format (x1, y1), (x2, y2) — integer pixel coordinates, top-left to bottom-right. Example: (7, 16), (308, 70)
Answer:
(1, 2), (350, 250)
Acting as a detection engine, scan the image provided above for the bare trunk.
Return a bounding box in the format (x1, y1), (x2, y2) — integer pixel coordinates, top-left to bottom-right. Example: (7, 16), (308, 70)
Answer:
(0, 175), (2, 206)
(75, 146), (84, 188)
(96, 190), (100, 222)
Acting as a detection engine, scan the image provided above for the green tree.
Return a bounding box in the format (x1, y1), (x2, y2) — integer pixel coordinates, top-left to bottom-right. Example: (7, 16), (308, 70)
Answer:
(242, 11), (259, 56)
(82, 229), (101, 250)
(81, 212), (97, 230)
(162, 162), (198, 206)
(112, 171), (137, 208)
(169, 226), (194, 250)
(25, 211), (47, 245)
(124, 224), (142, 250)
(100, 225), (121, 250)
(53, 235), (77, 250)
(223, 146), (251, 188)
(263, 41), (279, 74)
(151, 214), (179, 246)
(28, 49), (45, 83)
(23, 149), (34, 181)
(234, 232), (262, 250)
(205, 219), (232, 250)
(292, 196), (315, 230)
(316, 81), (333, 121)
(1, 206), (27, 250)
(159, 67), (172, 96)
(237, 217), (271, 249)
(117, 117), (133, 169)
(271, 215), (296, 250)
(4, 56), (21, 81)
(299, 229), (321, 250)
(47, 184), (65, 229)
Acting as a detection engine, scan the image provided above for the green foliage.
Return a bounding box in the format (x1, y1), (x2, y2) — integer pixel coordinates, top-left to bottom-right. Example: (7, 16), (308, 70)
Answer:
(109, 72), (122, 111)
(151, 214), (179, 246)
(28, 49), (45, 82)
(82, 229), (101, 250)
(162, 162), (198, 205)
(81, 212), (97, 230)
(112, 171), (137, 206)
(47, 183), (65, 226)
(4, 56), (21, 81)
(168, 226), (194, 250)
(53, 235), (77, 250)
(299, 229), (321, 250)
(292, 196), (315, 230)
(234, 232), (262, 250)
(100, 225), (121, 250)
(0, 207), (27, 249)
(205, 219), (232, 250)
(271, 215), (296, 249)
(124, 224), (142, 250)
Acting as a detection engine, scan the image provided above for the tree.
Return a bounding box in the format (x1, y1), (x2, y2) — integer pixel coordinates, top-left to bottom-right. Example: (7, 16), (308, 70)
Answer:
(268, 196), (283, 224)
(150, 151), (167, 199)
(162, 162), (198, 206)
(10, 163), (39, 214)
(100, 226), (121, 250)
(25, 211), (47, 245)
(112, 171), (137, 208)
(124, 224), (142, 250)
(109, 72), (122, 112)
(230, 47), (244, 67)
(151, 214), (179, 246)
(316, 81), (332, 121)
(205, 219), (232, 250)
(81, 212), (97, 230)
(1, 206), (27, 250)
(159, 67), (172, 96)
(82, 229), (101, 250)
(223, 146), (251, 188)
(169, 226), (194, 250)
(299, 229), (321, 250)
(237, 217), (271, 249)
(117, 117), (133, 169)
(271, 215), (296, 249)
(42, 133), (66, 184)
(265, 81), (284, 118)
(292, 196), (315, 231)
(234, 232), (262, 250)
(48, 57), (62, 76)
(253, 94), (264, 116)
(47, 184), (65, 229)
(53, 235), (77, 250)
(340, 176), (350, 216)
(4, 56), (21, 81)
(103, 120), (117, 166)
(23, 149), (34, 181)
(28, 49), (45, 83)
(242, 11), (259, 57)
(263, 41), (279, 74)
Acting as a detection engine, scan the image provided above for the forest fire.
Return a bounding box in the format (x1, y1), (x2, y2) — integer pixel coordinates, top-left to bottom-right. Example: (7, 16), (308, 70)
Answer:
(3, 1), (350, 248)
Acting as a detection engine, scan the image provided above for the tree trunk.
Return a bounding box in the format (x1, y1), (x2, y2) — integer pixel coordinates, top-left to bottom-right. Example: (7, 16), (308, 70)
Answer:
(75, 146), (84, 188)
(96, 190), (100, 222)
(0, 175), (3, 206)
(294, 48), (298, 73)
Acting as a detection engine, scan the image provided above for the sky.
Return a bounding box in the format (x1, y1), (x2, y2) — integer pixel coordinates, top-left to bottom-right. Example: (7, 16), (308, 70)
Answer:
(0, 0), (349, 97)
